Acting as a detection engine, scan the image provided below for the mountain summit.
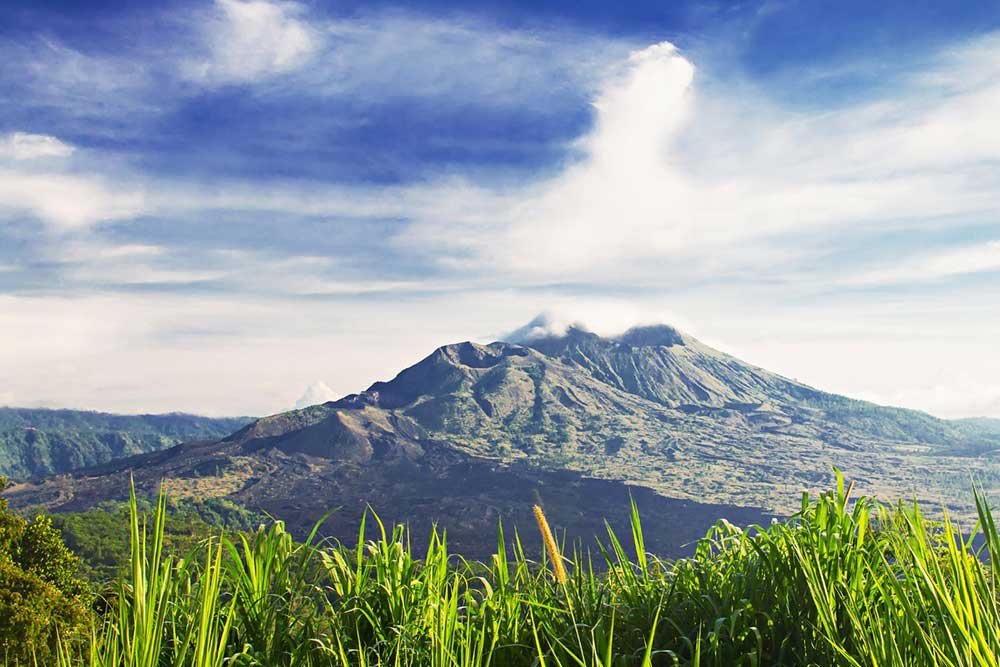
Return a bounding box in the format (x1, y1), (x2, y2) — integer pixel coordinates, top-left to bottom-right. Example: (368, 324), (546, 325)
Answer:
(7, 317), (999, 557)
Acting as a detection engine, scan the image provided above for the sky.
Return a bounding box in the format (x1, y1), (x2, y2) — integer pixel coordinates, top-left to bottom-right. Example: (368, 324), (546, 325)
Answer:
(1, 0), (999, 418)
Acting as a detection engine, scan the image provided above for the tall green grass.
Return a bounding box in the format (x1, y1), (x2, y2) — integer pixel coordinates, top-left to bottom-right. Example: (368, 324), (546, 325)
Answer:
(33, 471), (1000, 666)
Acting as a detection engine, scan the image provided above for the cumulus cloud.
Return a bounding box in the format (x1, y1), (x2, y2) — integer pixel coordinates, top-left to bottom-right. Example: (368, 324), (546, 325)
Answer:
(184, 0), (318, 84)
(294, 381), (339, 409)
(0, 132), (74, 160)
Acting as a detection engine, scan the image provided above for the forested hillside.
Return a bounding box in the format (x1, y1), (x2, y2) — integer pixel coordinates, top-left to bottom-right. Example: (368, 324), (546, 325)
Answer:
(0, 408), (250, 479)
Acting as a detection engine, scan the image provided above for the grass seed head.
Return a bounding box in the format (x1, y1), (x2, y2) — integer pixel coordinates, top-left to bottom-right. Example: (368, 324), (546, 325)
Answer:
(533, 504), (567, 585)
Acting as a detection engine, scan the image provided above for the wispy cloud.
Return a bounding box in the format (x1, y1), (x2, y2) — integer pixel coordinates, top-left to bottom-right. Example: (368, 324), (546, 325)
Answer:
(4, 36), (155, 125)
(848, 240), (1000, 285)
(2, 3), (631, 125)
(304, 13), (631, 107)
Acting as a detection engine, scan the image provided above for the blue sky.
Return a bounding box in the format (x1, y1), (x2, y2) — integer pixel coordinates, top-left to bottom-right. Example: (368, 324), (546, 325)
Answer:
(1, 0), (999, 417)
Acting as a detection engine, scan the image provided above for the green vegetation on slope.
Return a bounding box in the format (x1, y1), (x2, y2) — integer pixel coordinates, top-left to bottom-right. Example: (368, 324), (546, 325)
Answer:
(50, 497), (264, 582)
(0, 407), (250, 479)
(4, 470), (1000, 665)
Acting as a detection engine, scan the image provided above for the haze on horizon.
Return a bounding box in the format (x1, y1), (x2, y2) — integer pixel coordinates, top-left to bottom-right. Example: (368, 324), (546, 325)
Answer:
(0, 0), (998, 419)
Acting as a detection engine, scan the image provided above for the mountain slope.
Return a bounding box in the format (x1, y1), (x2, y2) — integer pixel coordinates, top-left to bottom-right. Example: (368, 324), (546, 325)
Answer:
(0, 408), (252, 480)
(222, 324), (990, 510)
(5, 320), (998, 557)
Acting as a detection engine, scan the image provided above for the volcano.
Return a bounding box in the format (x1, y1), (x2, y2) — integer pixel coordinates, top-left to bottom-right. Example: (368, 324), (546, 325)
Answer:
(7, 317), (998, 557)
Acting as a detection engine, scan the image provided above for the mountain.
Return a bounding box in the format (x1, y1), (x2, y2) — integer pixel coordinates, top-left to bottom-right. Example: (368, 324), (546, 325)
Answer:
(0, 408), (251, 480)
(5, 318), (998, 557)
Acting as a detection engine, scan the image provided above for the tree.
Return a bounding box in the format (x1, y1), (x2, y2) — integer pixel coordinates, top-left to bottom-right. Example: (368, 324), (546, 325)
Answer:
(0, 476), (90, 663)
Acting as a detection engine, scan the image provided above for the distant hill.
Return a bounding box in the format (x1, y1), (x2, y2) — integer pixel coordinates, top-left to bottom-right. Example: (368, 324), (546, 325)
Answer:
(6, 316), (999, 558)
(956, 417), (1000, 444)
(0, 408), (251, 480)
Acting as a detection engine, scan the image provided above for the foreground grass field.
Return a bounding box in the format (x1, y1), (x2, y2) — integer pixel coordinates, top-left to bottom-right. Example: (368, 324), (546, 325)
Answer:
(6, 471), (1000, 666)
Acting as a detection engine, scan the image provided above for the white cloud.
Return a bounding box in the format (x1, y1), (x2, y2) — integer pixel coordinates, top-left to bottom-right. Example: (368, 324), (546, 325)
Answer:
(0, 132), (144, 231)
(294, 381), (339, 409)
(90, 31), (999, 319)
(39, 242), (451, 296)
(62, 243), (164, 262)
(390, 35), (1000, 283)
(504, 312), (579, 342)
(38, 242), (209, 285)
(857, 374), (1000, 421)
(0, 169), (144, 230)
(0, 132), (74, 160)
(97, 28), (996, 281)
(848, 240), (1000, 285)
(67, 264), (224, 286)
(502, 303), (696, 343)
(184, 0), (318, 84)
